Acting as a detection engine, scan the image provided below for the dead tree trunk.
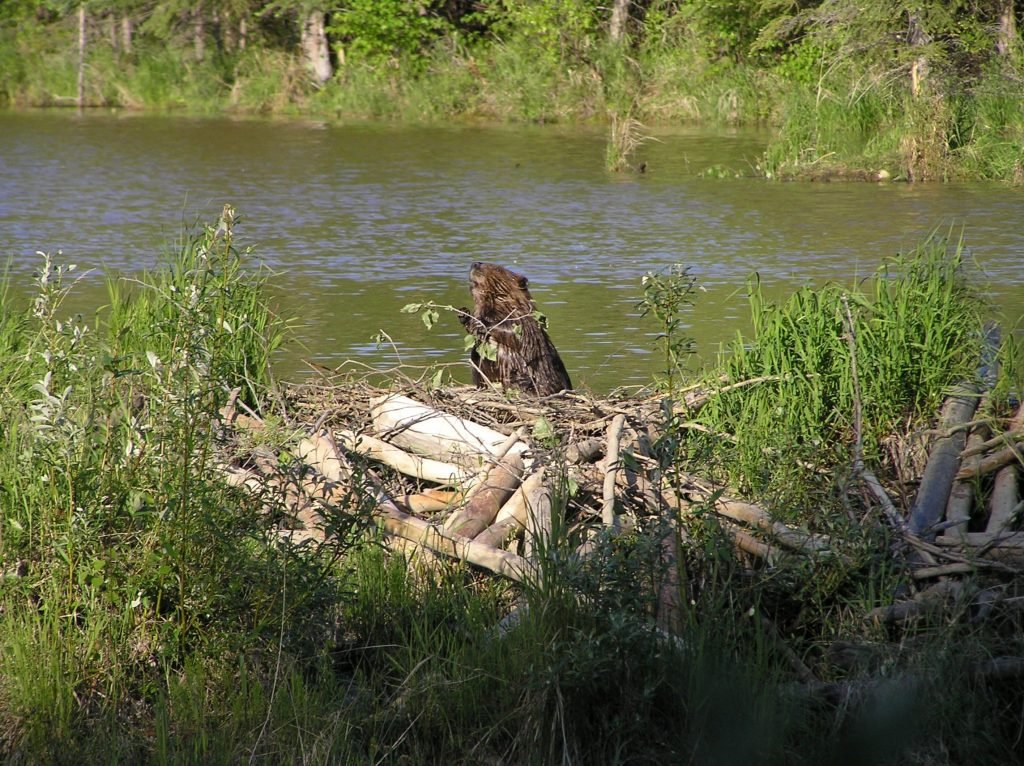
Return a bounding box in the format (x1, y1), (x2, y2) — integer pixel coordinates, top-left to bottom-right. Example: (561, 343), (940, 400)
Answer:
(193, 2), (205, 62)
(609, 0), (629, 44)
(77, 5), (87, 109)
(302, 9), (334, 86)
(996, 0), (1017, 56)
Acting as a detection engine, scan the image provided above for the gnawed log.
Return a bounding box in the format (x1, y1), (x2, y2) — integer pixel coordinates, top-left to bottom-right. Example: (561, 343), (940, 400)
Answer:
(908, 385), (980, 540)
(867, 580), (966, 625)
(669, 477), (831, 555)
(476, 470), (547, 549)
(985, 405), (1024, 533)
(297, 430), (351, 483)
(370, 394), (527, 468)
(378, 501), (538, 583)
(945, 421), (990, 541)
(336, 428), (471, 486)
(395, 489), (461, 514)
(445, 452), (525, 539)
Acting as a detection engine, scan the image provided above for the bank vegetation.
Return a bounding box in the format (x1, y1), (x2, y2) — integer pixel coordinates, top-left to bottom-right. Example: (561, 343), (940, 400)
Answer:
(2, 1), (1023, 181)
(0, 208), (1022, 763)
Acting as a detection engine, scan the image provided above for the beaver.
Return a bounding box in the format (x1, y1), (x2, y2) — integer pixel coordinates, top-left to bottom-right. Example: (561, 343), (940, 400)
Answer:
(459, 262), (572, 397)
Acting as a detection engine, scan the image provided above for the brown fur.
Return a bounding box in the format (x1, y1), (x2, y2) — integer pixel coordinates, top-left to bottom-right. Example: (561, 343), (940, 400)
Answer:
(459, 262), (572, 397)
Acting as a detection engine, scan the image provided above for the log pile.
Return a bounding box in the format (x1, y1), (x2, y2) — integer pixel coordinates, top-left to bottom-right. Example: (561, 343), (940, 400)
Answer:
(217, 371), (1023, 640)
(217, 377), (834, 630)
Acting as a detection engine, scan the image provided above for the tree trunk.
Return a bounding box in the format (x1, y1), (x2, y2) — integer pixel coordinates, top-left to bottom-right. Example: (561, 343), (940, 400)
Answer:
(193, 2), (205, 62)
(609, 0), (629, 44)
(121, 15), (133, 54)
(302, 9), (333, 85)
(77, 5), (87, 109)
(996, 0), (1017, 56)
(907, 12), (929, 98)
(239, 16), (248, 51)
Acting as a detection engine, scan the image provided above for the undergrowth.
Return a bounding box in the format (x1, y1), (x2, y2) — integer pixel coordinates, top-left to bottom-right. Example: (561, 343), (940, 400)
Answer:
(0, 215), (1020, 763)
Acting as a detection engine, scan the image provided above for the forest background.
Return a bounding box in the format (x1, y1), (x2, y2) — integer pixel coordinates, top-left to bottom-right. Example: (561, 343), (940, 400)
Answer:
(1, 0), (1023, 182)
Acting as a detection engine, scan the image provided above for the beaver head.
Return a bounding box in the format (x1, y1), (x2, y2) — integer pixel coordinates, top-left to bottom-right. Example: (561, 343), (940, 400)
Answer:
(468, 261), (534, 320)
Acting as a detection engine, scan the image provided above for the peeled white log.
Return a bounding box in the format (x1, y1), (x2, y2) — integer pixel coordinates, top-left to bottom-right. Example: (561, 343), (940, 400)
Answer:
(297, 430), (351, 483)
(336, 428), (470, 486)
(378, 500), (538, 583)
(370, 394), (527, 468)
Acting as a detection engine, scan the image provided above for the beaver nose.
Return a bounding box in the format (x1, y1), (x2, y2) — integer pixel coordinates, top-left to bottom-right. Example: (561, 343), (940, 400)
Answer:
(471, 261), (483, 270)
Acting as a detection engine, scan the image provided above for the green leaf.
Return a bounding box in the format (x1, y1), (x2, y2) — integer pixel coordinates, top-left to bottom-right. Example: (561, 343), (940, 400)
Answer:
(422, 309), (439, 330)
(400, 303), (422, 314)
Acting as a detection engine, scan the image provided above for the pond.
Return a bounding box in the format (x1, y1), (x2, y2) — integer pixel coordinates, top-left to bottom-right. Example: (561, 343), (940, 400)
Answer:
(2, 110), (1022, 393)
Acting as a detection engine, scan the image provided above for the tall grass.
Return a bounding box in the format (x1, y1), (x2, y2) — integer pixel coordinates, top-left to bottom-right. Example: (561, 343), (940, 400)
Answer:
(688, 232), (983, 513)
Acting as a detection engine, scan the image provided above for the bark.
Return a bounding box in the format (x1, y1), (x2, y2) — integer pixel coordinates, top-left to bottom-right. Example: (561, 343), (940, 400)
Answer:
(609, 0), (629, 43)
(996, 0), (1017, 56)
(193, 2), (205, 62)
(121, 15), (133, 54)
(77, 5), (87, 109)
(302, 9), (334, 85)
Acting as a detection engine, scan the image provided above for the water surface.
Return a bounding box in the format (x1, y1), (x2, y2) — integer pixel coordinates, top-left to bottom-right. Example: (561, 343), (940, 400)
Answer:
(2, 111), (1022, 392)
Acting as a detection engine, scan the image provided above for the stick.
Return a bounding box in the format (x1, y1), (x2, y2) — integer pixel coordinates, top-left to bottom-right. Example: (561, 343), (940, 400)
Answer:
(601, 414), (626, 530)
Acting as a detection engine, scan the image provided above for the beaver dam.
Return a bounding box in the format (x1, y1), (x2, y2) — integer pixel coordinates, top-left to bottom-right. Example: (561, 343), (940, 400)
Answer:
(3, 212), (1023, 762)
(224, 362), (1024, 638)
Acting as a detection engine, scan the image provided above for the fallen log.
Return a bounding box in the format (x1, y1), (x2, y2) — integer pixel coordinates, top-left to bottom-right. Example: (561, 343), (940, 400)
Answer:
(336, 429), (471, 486)
(444, 452), (525, 539)
(600, 414), (627, 531)
(944, 421), (990, 541)
(378, 500), (538, 583)
(476, 470), (547, 549)
(985, 405), (1024, 533)
(908, 385), (980, 540)
(370, 394), (527, 468)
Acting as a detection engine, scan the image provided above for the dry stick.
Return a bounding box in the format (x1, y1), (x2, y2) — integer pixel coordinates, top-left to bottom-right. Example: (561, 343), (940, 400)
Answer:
(959, 427), (1024, 460)
(840, 295), (908, 535)
(956, 445), (1024, 480)
(601, 414), (627, 531)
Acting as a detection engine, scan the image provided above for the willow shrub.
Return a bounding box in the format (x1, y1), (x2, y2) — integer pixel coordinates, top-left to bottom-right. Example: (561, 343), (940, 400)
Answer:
(0, 210), (367, 760)
(689, 233), (984, 513)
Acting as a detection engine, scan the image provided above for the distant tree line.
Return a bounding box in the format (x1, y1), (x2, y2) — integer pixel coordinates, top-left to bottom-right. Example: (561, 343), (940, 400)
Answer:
(2, 1), (1018, 91)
